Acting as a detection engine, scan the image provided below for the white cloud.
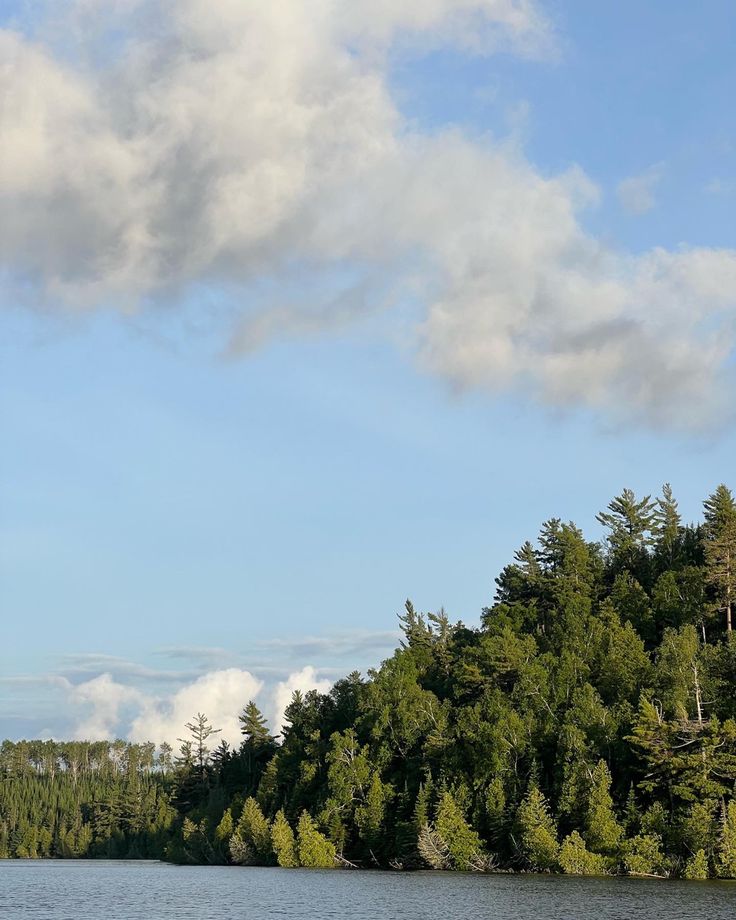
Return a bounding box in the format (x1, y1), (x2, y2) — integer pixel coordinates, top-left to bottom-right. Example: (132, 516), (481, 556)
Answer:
(1, 1), (544, 308)
(271, 666), (333, 737)
(1, 3), (736, 431)
(256, 629), (401, 660)
(69, 673), (142, 740)
(128, 668), (263, 748)
(616, 164), (663, 215)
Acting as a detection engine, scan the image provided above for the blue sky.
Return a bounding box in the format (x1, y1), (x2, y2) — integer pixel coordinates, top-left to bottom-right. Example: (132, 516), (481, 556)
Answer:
(399, 1), (736, 250)
(1, 1), (735, 742)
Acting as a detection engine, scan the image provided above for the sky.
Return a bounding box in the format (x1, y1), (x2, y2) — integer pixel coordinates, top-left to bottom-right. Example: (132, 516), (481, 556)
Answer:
(1, 0), (735, 744)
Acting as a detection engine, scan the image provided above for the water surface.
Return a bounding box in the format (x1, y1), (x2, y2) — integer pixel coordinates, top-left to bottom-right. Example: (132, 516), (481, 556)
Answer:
(1, 860), (733, 920)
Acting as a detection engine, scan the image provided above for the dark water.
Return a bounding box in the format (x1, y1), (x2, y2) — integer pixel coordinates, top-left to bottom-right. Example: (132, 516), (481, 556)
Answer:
(0, 860), (733, 920)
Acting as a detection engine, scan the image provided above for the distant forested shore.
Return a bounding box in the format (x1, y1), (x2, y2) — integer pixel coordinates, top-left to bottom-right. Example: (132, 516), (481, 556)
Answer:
(3, 484), (736, 878)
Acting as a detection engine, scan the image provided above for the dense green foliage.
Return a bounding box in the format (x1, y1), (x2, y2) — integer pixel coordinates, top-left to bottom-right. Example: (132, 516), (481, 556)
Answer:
(3, 484), (736, 877)
(0, 741), (176, 858)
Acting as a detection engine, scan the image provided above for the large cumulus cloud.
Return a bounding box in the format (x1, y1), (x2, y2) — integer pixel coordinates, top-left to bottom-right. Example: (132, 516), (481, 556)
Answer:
(2, 0), (735, 430)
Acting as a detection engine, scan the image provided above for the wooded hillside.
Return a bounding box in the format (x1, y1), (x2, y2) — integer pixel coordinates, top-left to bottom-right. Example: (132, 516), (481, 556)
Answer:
(3, 484), (736, 878)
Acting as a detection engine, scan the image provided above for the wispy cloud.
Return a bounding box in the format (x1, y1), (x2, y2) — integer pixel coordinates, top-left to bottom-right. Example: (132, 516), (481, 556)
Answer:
(0, 674), (71, 688)
(255, 630), (401, 660)
(155, 646), (235, 668)
(705, 177), (736, 197)
(57, 653), (199, 684)
(616, 163), (664, 215)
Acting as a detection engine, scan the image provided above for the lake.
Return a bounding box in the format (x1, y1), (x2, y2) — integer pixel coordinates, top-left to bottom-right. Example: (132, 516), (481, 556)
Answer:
(0, 861), (733, 920)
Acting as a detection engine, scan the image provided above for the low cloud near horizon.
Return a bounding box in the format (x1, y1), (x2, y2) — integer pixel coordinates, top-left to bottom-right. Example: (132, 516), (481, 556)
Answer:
(0, 626), (401, 744)
(0, 624), (403, 744)
(2, 1), (736, 431)
(66, 666), (332, 747)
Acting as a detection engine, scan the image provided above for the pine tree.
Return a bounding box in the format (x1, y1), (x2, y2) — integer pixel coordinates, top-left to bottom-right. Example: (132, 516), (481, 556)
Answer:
(558, 831), (606, 875)
(236, 797), (273, 864)
(296, 812), (336, 868)
(434, 790), (488, 871)
(654, 483), (681, 567)
(413, 777), (434, 831)
(271, 809), (298, 867)
(214, 809), (233, 843)
(355, 772), (391, 859)
(239, 701), (276, 794)
(680, 800), (718, 861)
(705, 522), (736, 636)
(622, 834), (665, 876)
(584, 760), (623, 855)
(398, 600), (431, 650)
(515, 787), (559, 870)
(703, 485), (736, 634)
(484, 776), (508, 848)
(179, 713), (221, 782)
(597, 488), (656, 571)
(623, 785), (641, 836)
(239, 701), (272, 745)
(684, 849), (709, 879)
(716, 800), (736, 878)
(704, 485), (736, 535)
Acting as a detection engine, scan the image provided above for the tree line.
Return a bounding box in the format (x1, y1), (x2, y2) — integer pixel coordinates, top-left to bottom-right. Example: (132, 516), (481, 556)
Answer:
(3, 483), (736, 877)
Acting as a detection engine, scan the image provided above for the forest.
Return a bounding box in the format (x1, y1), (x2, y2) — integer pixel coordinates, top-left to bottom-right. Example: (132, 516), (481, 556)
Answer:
(2, 484), (736, 878)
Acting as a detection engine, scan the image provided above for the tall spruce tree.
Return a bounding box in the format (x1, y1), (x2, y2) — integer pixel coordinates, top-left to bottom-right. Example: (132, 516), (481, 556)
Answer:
(515, 787), (559, 870)
(584, 761), (623, 855)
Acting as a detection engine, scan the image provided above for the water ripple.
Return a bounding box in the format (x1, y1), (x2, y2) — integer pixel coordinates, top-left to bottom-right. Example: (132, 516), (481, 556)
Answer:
(0, 860), (734, 920)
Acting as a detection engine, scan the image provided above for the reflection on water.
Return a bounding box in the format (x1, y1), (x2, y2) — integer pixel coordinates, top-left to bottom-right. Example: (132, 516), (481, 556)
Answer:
(0, 860), (734, 920)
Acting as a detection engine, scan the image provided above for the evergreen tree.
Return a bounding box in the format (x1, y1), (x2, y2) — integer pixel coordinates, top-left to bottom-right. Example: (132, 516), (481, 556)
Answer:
(622, 834), (665, 876)
(214, 809), (233, 843)
(413, 778), (434, 832)
(584, 760), (623, 855)
(238, 701), (277, 795)
(179, 713), (220, 783)
(239, 701), (272, 745)
(716, 800), (736, 878)
(680, 800), (718, 862)
(684, 849), (709, 879)
(654, 483), (681, 568)
(558, 831), (606, 875)
(271, 810), (298, 867)
(515, 787), (559, 870)
(236, 797), (273, 864)
(703, 485), (736, 536)
(355, 772), (392, 859)
(434, 790), (488, 871)
(3, 483), (736, 875)
(296, 812), (336, 868)
(705, 522), (736, 636)
(597, 488), (657, 573)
